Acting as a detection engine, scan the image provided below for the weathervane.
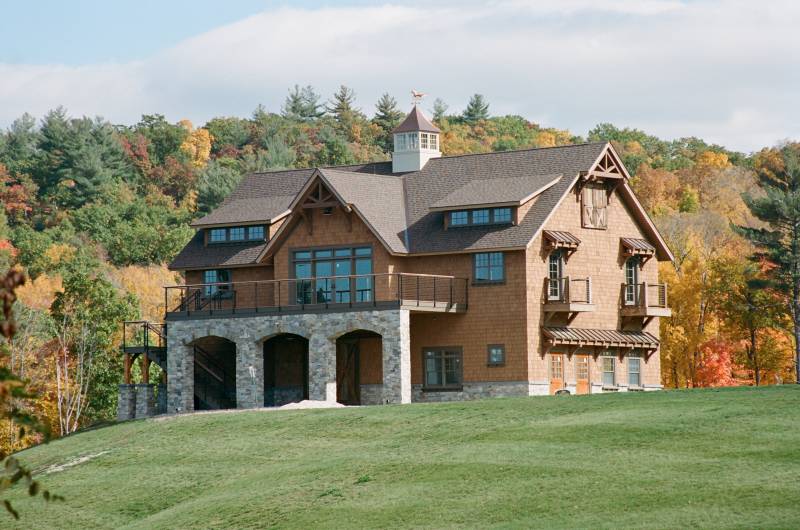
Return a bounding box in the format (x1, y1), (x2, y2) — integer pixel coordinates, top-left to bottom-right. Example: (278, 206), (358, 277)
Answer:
(411, 89), (427, 105)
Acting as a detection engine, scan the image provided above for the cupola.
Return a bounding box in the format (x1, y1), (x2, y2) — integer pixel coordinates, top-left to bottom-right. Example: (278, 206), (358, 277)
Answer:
(391, 103), (441, 173)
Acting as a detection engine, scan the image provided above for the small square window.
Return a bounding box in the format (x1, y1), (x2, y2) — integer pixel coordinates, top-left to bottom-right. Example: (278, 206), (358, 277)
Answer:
(229, 227), (245, 241)
(450, 211), (468, 226)
(488, 344), (505, 366)
(209, 228), (226, 243)
(472, 209), (490, 225)
(248, 226), (265, 240)
(493, 208), (512, 224)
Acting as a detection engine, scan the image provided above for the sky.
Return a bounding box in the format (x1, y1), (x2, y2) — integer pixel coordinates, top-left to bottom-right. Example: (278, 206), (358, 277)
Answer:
(1, 0), (798, 153)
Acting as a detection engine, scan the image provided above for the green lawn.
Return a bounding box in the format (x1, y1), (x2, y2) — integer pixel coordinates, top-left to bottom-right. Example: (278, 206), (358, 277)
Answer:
(5, 386), (800, 529)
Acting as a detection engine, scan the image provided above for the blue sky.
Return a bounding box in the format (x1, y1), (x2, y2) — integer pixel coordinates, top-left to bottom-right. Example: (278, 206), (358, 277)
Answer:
(1, 0), (798, 152)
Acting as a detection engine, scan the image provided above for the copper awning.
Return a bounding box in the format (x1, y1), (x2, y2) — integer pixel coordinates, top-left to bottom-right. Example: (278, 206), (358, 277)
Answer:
(544, 230), (581, 250)
(621, 237), (656, 257)
(543, 326), (659, 350)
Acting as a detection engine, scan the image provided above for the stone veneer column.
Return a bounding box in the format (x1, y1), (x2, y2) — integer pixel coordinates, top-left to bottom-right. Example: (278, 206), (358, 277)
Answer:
(117, 384), (137, 420)
(382, 309), (411, 404)
(308, 331), (337, 401)
(236, 340), (263, 409)
(167, 335), (194, 414)
(135, 383), (157, 418)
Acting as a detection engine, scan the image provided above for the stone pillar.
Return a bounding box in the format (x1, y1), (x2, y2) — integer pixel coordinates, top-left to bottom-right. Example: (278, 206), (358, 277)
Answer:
(156, 383), (167, 415)
(309, 332), (337, 402)
(167, 336), (194, 414)
(236, 341), (263, 409)
(135, 384), (157, 418)
(117, 384), (137, 421)
(382, 309), (411, 404)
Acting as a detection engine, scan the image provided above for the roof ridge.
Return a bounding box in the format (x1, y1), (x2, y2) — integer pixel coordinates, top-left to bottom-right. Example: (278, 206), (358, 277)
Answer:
(429, 141), (608, 162)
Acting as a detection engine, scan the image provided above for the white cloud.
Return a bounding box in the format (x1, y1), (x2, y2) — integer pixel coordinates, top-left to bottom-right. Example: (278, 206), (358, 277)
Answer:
(0, 0), (798, 152)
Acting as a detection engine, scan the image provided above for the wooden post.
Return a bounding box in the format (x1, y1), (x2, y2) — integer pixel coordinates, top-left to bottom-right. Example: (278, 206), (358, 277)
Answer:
(141, 355), (150, 384)
(124, 353), (132, 385)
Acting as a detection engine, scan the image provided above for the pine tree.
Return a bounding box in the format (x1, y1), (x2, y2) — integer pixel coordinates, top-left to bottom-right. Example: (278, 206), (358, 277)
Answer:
(281, 85), (324, 122)
(462, 94), (490, 123)
(431, 98), (449, 124)
(326, 85), (365, 141)
(372, 93), (404, 152)
(737, 142), (800, 384)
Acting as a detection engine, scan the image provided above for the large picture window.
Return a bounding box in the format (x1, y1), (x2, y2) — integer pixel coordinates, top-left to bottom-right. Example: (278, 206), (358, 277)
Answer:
(423, 348), (462, 390)
(293, 246), (373, 304)
(474, 252), (504, 283)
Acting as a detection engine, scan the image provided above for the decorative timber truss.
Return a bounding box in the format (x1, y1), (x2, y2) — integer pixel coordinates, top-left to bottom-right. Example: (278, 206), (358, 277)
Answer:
(297, 179), (354, 235)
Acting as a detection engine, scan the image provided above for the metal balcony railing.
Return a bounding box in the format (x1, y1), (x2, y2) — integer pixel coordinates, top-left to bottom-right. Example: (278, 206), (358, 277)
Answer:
(623, 282), (668, 308)
(545, 276), (593, 305)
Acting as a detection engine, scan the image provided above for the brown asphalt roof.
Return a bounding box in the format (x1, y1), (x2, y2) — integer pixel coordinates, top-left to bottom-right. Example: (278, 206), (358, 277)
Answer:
(391, 105), (441, 134)
(170, 142), (673, 270)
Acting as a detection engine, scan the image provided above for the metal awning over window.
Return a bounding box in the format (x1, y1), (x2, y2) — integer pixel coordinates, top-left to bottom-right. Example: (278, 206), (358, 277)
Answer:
(543, 326), (659, 351)
(621, 237), (656, 257)
(544, 230), (581, 250)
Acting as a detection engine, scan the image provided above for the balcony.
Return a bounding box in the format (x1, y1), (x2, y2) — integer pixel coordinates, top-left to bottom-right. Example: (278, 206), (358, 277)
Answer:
(621, 282), (671, 323)
(543, 276), (595, 324)
(164, 272), (468, 320)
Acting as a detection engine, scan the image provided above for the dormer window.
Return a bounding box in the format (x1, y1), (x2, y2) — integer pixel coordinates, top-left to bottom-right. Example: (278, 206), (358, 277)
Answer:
(448, 207), (515, 228)
(207, 225), (267, 244)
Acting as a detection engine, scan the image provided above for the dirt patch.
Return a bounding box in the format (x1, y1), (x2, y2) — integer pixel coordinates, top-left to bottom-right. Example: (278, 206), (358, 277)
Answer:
(42, 451), (110, 475)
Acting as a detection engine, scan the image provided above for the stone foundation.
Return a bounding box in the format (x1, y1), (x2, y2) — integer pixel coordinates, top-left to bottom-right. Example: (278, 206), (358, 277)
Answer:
(135, 384), (157, 418)
(156, 384), (168, 414)
(117, 384), (137, 421)
(360, 384), (384, 405)
(412, 381), (530, 403)
(166, 309), (410, 414)
(266, 386), (305, 407)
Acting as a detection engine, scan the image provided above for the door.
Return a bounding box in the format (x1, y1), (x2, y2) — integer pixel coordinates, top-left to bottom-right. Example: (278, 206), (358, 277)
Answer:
(576, 355), (590, 395)
(336, 340), (360, 405)
(549, 354), (564, 395)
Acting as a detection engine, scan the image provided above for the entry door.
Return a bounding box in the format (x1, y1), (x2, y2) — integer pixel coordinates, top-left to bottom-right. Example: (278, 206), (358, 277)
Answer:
(549, 354), (565, 395)
(576, 355), (590, 395)
(336, 340), (361, 405)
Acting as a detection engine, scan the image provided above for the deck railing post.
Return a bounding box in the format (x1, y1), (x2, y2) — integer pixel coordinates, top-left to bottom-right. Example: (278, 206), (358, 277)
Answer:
(642, 283), (649, 308)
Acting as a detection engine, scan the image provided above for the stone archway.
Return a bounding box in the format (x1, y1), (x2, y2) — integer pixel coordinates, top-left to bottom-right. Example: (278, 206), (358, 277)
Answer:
(335, 330), (383, 405)
(263, 333), (309, 407)
(190, 336), (237, 410)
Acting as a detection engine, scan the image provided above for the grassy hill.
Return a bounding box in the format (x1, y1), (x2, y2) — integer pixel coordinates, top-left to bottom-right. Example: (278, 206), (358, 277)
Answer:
(6, 386), (800, 529)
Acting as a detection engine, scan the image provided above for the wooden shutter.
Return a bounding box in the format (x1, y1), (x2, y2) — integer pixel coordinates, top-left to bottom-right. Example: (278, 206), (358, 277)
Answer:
(582, 184), (608, 229)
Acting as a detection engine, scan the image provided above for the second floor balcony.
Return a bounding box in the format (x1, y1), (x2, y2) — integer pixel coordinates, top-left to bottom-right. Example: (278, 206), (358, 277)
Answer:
(164, 272), (469, 320)
(543, 276), (595, 323)
(620, 282), (671, 322)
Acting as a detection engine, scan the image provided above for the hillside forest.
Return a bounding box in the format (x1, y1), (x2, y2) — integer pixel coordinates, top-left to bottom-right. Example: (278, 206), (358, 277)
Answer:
(0, 86), (798, 453)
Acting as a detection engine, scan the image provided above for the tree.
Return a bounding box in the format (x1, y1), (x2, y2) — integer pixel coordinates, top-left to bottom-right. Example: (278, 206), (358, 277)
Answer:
(462, 94), (489, 123)
(196, 158), (244, 214)
(737, 142), (800, 384)
(204, 117), (251, 155)
(178, 120), (213, 168)
(133, 114), (189, 166)
(372, 93), (404, 152)
(281, 85), (324, 122)
(431, 98), (449, 123)
(326, 85), (366, 141)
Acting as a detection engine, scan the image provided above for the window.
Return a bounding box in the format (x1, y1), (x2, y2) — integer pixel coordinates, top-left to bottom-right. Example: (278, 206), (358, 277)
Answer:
(474, 252), (504, 283)
(396, 134), (407, 151)
(487, 345), (505, 366)
(582, 183), (608, 229)
(407, 133), (418, 149)
(550, 355), (563, 379)
(248, 226), (265, 240)
(203, 269), (231, 296)
(625, 257), (640, 305)
(209, 228), (226, 243)
(493, 208), (512, 224)
(450, 211), (468, 226)
(576, 356), (589, 380)
(293, 246), (373, 304)
(424, 348), (462, 389)
(430, 134), (438, 150)
(602, 356), (616, 387)
(548, 250), (564, 300)
(472, 209), (490, 225)
(628, 355), (641, 387)
(229, 227), (245, 241)
(420, 133), (429, 149)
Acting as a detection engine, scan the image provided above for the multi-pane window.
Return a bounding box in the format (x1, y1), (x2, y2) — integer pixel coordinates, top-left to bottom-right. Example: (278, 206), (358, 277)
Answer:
(424, 348), (462, 389)
(396, 134), (407, 151)
(474, 252), (504, 283)
(628, 356), (641, 387)
(548, 250), (564, 300)
(210, 228), (226, 243)
(576, 356), (589, 380)
(407, 133), (418, 149)
(550, 355), (563, 379)
(203, 269), (231, 296)
(420, 133), (429, 149)
(625, 257), (640, 305)
(430, 134), (438, 150)
(248, 225), (265, 240)
(293, 247), (373, 304)
(229, 227), (245, 241)
(472, 209), (490, 225)
(487, 344), (505, 366)
(602, 356), (616, 386)
(493, 207), (512, 223)
(450, 211), (469, 226)
(582, 183), (609, 229)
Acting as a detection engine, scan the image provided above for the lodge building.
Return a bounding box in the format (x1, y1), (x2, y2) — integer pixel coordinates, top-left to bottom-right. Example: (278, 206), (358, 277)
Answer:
(118, 104), (672, 419)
